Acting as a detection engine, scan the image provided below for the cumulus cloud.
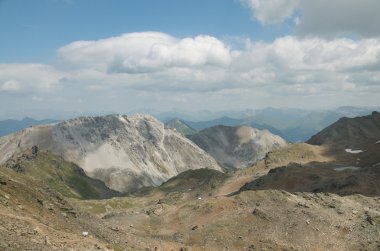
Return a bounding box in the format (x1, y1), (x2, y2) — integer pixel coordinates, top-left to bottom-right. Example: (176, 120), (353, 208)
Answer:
(58, 32), (232, 74)
(57, 33), (380, 98)
(240, 0), (300, 24)
(0, 64), (64, 93)
(230, 36), (380, 94)
(2, 32), (380, 112)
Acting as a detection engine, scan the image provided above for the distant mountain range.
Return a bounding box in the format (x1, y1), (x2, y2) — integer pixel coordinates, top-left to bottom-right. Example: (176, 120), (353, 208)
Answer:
(1, 107), (376, 143)
(0, 117), (57, 137)
(164, 106), (377, 142)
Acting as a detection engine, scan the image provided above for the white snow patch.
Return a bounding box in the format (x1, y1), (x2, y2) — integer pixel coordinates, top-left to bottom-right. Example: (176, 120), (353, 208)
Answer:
(376, 141), (380, 144)
(118, 115), (127, 124)
(334, 166), (360, 172)
(345, 149), (363, 154)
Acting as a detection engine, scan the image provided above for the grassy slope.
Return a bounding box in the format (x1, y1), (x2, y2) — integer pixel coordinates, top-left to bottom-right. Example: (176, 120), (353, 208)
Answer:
(2, 150), (119, 199)
(165, 119), (197, 135)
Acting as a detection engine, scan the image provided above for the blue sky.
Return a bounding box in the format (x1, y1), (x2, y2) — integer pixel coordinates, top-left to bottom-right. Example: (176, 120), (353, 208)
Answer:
(0, 0), (292, 63)
(0, 0), (380, 119)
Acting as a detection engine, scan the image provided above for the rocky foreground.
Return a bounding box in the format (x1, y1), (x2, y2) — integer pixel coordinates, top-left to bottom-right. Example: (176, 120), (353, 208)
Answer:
(0, 147), (379, 251)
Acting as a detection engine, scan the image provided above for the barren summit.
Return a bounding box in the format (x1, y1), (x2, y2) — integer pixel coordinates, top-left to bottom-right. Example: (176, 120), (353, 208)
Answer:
(188, 125), (287, 170)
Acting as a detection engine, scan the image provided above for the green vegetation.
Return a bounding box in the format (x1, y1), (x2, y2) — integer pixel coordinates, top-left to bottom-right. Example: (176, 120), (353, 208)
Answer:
(2, 150), (119, 199)
(165, 118), (197, 135)
(72, 197), (138, 215)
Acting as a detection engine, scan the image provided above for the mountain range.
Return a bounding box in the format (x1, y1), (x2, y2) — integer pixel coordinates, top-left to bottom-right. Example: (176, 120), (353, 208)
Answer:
(1, 106), (376, 143)
(0, 117), (57, 137)
(163, 106), (376, 142)
(0, 110), (379, 250)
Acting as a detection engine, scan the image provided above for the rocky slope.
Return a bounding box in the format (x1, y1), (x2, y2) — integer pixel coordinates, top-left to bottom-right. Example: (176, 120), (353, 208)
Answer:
(187, 125), (287, 170)
(0, 164), (113, 250)
(307, 111), (380, 166)
(3, 148), (119, 199)
(238, 163), (380, 197)
(72, 165), (380, 251)
(0, 114), (222, 192)
(1, 135), (379, 250)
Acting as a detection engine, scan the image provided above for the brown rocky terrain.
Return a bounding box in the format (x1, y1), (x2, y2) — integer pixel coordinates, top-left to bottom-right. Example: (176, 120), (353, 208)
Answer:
(1, 145), (379, 250)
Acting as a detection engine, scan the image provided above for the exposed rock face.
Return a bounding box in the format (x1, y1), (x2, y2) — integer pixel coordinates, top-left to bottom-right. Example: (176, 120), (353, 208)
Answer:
(187, 125), (287, 170)
(0, 114), (222, 192)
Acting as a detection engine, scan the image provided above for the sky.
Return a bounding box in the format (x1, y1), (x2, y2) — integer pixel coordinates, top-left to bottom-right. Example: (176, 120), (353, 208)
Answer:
(0, 0), (380, 119)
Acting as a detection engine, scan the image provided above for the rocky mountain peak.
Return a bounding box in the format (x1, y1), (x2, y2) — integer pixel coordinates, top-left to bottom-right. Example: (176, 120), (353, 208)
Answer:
(0, 114), (222, 192)
(188, 125), (287, 170)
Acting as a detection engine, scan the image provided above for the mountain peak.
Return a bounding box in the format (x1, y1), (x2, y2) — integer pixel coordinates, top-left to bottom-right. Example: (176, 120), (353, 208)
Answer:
(0, 113), (221, 192)
(188, 125), (287, 170)
(307, 112), (380, 151)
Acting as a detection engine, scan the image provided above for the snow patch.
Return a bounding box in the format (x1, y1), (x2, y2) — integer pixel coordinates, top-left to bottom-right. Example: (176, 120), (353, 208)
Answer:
(375, 140), (380, 144)
(334, 166), (360, 172)
(345, 149), (363, 154)
(118, 115), (128, 124)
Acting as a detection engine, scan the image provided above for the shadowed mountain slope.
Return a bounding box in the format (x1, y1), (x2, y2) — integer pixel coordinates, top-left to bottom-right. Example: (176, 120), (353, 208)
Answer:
(307, 111), (380, 166)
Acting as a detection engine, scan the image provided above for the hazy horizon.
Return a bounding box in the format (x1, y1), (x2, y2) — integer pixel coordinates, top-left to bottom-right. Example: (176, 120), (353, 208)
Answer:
(0, 105), (378, 122)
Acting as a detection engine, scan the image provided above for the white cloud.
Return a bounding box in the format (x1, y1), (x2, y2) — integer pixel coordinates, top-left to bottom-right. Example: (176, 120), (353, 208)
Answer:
(1, 80), (21, 92)
(240, 0), (300, 24)
(24, 34), (380, 96)
(230, 36), (380, 95)
(58, 34), (380, 99)
(58, 32), (232, 73)
(2, 33), (380, 113)
(0, 64), (64, 93)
